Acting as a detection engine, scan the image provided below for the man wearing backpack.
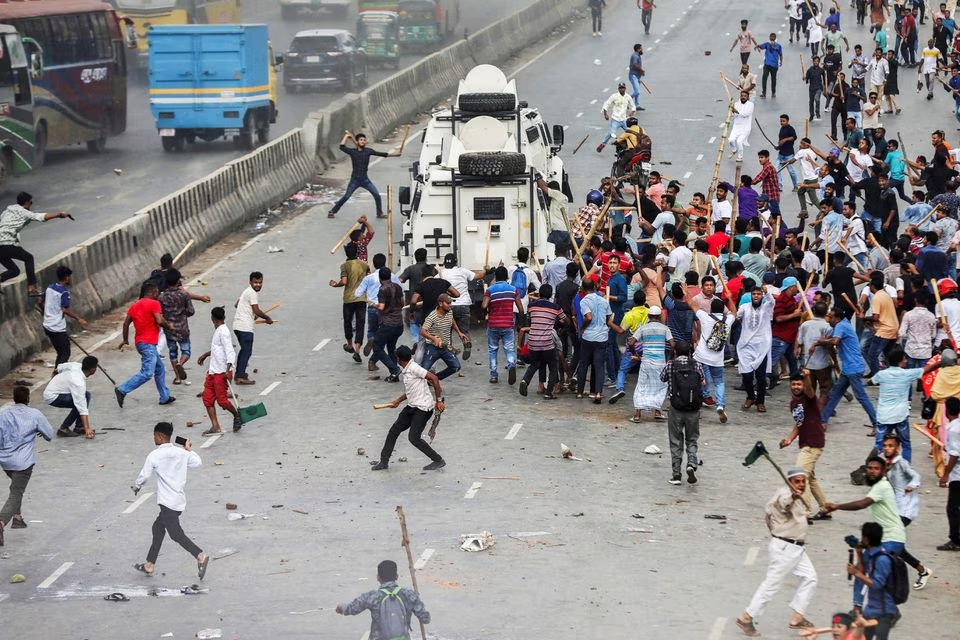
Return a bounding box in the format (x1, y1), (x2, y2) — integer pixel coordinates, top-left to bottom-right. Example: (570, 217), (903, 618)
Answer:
(824, 456), (926, 616)
(507, 247), (541, 324)
(336, 559), (431, 640)
(847, 522), (901, 640)
(660, 340), (705, 485)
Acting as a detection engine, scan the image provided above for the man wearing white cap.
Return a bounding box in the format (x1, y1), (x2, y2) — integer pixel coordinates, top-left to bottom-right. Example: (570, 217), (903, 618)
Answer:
(769, 276), (802, 388)
(736, 467), (817, 636)
(737, 286), (775, 413)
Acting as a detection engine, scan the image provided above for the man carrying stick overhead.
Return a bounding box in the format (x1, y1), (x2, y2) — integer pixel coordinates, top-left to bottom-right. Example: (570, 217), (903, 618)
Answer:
(371, 345), (446, 472)
(736, 467), (818, 636)
(328, 131), (401, 219)
(335, 559), (431, 640)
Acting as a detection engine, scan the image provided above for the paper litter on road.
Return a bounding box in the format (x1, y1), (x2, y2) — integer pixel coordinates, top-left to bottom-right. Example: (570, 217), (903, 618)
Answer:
(459, 531), (495, 552)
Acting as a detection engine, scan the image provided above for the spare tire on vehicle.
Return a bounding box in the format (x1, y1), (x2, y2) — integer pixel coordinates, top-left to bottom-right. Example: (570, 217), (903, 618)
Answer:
(458, 151), (527, 177)
(457, 92), (517, 113)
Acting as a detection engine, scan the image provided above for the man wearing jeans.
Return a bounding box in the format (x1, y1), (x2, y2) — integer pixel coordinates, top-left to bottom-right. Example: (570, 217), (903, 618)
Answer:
(0, 386), (54, 543)
(373, 268), (406, 383)
(863, 272), (898, 378)
(231, 272), (274, 385)
(871, 346), (941, 462)
(115, 282), (175, 408)
(596, 84), (636, 153)
(628, 43), (644, 109)
(818, 307), (877, 432)
(483, 266), (523, 384)
(43, 356), (97, 439)
(328, 131), (399, 219)
(775, 114), (799, 191)
(420, 294), (465, 381)
(769, 277), (802, 388)
(693, 298), (734, 423)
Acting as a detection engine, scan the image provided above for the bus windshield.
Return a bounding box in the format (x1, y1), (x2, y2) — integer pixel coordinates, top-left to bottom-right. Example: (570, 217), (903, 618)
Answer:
(399, 5), (435, 24)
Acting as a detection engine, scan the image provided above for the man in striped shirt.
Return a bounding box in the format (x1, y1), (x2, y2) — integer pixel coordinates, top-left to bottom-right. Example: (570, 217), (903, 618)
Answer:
(420, 294), (465, 381)
(519, 284), (567, 399)
(483, 267), (524, 384)
(753, 150), (782, 218)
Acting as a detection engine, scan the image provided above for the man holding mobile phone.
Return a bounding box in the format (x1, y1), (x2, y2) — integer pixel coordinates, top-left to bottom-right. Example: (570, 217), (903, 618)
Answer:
(131, 422), (208, 579)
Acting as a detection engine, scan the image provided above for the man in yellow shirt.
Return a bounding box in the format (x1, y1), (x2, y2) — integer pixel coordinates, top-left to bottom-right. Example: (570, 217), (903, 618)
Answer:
(864, 272), (899, 379)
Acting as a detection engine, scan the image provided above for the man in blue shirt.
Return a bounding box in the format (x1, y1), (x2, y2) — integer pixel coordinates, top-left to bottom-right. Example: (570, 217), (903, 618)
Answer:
(0, 386), (55, 541)
(883, 140), (911, 203)
(756, 32), (784, 98)
(848, 521), (898, 638)
(628, 43), (645, 111)
(576, 277), (624, 402)
(917, 230), (949, 282)
(816, 307), (877, 430)
(943, 65), (960, 123)
(605, 255), (628, 385)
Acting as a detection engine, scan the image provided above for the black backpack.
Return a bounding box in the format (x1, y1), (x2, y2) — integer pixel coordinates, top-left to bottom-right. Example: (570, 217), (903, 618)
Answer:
(669, 358), (702, 412)
(878, 549), (910, 606)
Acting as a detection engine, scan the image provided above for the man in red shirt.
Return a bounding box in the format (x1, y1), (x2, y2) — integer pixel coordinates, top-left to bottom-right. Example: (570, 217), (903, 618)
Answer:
(706, 221), (731, 256)
(769, 276), (802, 388)
(752, 150), (782, 218)
(115, 282), (175, 407)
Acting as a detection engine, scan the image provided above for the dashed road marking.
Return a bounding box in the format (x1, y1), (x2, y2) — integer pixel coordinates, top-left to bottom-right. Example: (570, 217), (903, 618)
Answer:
(200, 433), (221, 448)
(602, 87), (609, 92)
(88, 331), (121, 353)
(464, 482), (483, 499)
(589, 98), (597, 105)
(123, 491), (154, 514)
(683, 171), (693, 179)
(655, 38), (661, 43)
(312, 339), (331, 351)
(696, 154), (704, 161)
(708, 617), (727, 640)
(0, 593), (9, 603)
(708, 136), (716, 144)
(413, 548), (435, 570)
(37, 562), (74, 589)
(260, 381), (281, 396)
(505, 422), (523, 440)
(509, 31), (573, 78)
(744, 546), (759, 566)
(576, 112), (584, 118)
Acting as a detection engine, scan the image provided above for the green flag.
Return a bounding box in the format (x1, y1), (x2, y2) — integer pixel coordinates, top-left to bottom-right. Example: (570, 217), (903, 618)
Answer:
(743, 441), (769, 467)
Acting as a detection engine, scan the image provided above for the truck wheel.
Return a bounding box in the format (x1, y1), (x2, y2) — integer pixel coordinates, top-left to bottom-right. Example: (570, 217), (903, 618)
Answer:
(457, 93), (516, 113)
(161, 134), (184, 152)
(458, 151), (526, 177)
(239, 113), (255, 151)
(86, 121), (107, 153)
(257, 121), (270, 145)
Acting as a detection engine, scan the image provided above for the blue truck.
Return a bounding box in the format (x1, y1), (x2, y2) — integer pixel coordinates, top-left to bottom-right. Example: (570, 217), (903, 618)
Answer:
(148, 24), (281, 152)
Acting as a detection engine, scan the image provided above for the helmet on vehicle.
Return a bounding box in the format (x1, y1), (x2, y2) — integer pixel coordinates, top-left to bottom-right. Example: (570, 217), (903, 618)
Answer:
(938, 278), (959, 296)
(586, 189), (604, 206)
(626, 116), (639, 128)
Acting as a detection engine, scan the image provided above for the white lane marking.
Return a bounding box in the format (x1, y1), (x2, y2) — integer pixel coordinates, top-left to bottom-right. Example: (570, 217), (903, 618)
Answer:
(708, 136), (717, 144)
(696, 154), (704, 161)
(602, 87), (609, 93)
(312, 338), (331, 352)
(589, 98), (597, 105)
(708, 617), (727, 640)
(662, 31), (668, 35)
(509, 31), (573, 78)
(614, 76), (621, 82)
(0, 593), (9, 603)
(744, 546), (759, 566)
(123, 491), (154, 514)
(260, 381), (281, 396)
(655, 38), (661, 43)
(464, 482), (483, 499)
(87, 331), (121, 354)
(563, 125), (570, 130)
(413, 548), (435, 570)
(505, 423), (523, 440)
(683, 171), (693, 179)
(200, 433), (221, 448)
(37, 562), (74, 589)
(575, 112), (584, 118)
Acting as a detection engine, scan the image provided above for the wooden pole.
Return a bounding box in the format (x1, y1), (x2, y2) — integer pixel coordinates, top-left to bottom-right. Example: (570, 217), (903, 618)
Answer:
(398, 125), (411, 155)
(804, 117), (809, 138)
(916, 204), (942, 229)
(838, 240), (867, 273)
(387, 185), (394, 267)
(912, 422), (946, 448)
(330, 222), (361, 255)
(842, 291), (863, 317)
(728, 163), (743, 255)
(897, 132), (919, 177)
(709, 255), (733, 300)
(572, 134), (590, 155)
(172, 239), (195, 265)
(372, 402), (393, 409)
(641, 80), (653, 94)
(800, 53), (806, 82)
(484, 221), (492, 268)
(395, 506), (428, 640)
(823, 225), (831, 277)
(261, 301), (283, 315)
(708, 100), (737, 201)
(932, 278), (958, 349)
(579, 196), (614, 256)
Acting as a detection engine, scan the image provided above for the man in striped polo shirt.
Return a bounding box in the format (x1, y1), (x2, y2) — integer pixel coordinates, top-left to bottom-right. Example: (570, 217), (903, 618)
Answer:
(519, 284), (567, 399)
(483, 266), (524, 384)
(420, 294), (466, 380)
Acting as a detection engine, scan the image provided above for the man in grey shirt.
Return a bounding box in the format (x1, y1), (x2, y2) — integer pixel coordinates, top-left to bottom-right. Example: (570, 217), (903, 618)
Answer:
(796, 302), (834, 409)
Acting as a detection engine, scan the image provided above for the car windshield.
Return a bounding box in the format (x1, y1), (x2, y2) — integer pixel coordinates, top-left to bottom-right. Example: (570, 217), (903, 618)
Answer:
(291, 36), (339, 54)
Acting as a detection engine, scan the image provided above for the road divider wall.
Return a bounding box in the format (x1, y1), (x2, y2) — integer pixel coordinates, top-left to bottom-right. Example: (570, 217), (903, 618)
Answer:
(0, 129), (313, 377)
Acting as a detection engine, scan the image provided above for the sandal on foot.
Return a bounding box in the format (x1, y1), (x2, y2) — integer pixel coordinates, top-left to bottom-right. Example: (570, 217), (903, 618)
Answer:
(736, 618), (761, 637)
(198, 555), (209, 580)
(788, 618), (814, 630)
(202, 428), (222, 437)
(133, 563), (154, 576)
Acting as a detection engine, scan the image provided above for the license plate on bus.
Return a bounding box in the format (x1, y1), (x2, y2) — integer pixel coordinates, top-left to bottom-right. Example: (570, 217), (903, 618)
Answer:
(159, 129), (176, 137)
(305, 55), (320, 63)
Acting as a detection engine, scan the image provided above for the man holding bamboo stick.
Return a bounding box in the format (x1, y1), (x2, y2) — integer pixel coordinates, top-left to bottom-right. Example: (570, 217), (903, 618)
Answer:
(336, 559), (431, 639)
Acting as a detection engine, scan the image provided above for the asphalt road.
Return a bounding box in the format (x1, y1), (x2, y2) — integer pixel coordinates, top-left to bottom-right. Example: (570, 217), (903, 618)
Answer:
(2, 1), (959, 639)
(11, 0), (534, 264)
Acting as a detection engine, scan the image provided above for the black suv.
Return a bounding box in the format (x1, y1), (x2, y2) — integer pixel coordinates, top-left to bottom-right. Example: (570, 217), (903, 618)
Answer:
(283, 29), (367, 93)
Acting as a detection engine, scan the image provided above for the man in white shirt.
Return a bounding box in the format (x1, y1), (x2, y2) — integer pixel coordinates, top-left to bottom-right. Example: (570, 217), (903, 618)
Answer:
(737, 287), (775, 413)
(232, 271), (274, 385)
(728, 91), (754, 162)
(132, 421), (208, 579)
(667, 232), (693, 282)
(712, 182), (733, 227)
(841, 201), (869, 268)
(596, 83), (636, 152)
(41, 266), (87, 370)
(866, 47), (889, 99)
(794, 138), (821, 217)
(440, 253), (483, 359)
(919, 38), (940, 100)
(43, 356), (98, 439)
(371, 345), (447, 472)
(197, 306), (241, 436)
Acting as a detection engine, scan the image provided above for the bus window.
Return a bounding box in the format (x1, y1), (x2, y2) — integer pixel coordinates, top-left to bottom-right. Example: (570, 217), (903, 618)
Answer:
(1, 35), (31, 106)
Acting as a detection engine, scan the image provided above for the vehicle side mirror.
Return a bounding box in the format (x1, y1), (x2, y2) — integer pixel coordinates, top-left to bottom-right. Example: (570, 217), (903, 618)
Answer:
(274, 54), (284, 66)
(552, 124), (565, 147)
(399, 186), (411, 206)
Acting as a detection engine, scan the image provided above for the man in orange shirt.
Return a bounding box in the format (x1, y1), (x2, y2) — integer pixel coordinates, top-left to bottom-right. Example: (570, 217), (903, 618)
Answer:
(116, 282), (175, 408)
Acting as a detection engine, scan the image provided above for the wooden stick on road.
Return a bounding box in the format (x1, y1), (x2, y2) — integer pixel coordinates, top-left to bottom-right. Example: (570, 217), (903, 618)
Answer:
(572, 134), (590, 155)
(172, 239), (196, 265)
(396, 506), (428, 640)
(329, 222), (361, 255)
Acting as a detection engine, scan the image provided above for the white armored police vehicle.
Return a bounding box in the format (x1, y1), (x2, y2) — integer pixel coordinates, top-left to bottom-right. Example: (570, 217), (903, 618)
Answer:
(397, 64), (572, 275)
